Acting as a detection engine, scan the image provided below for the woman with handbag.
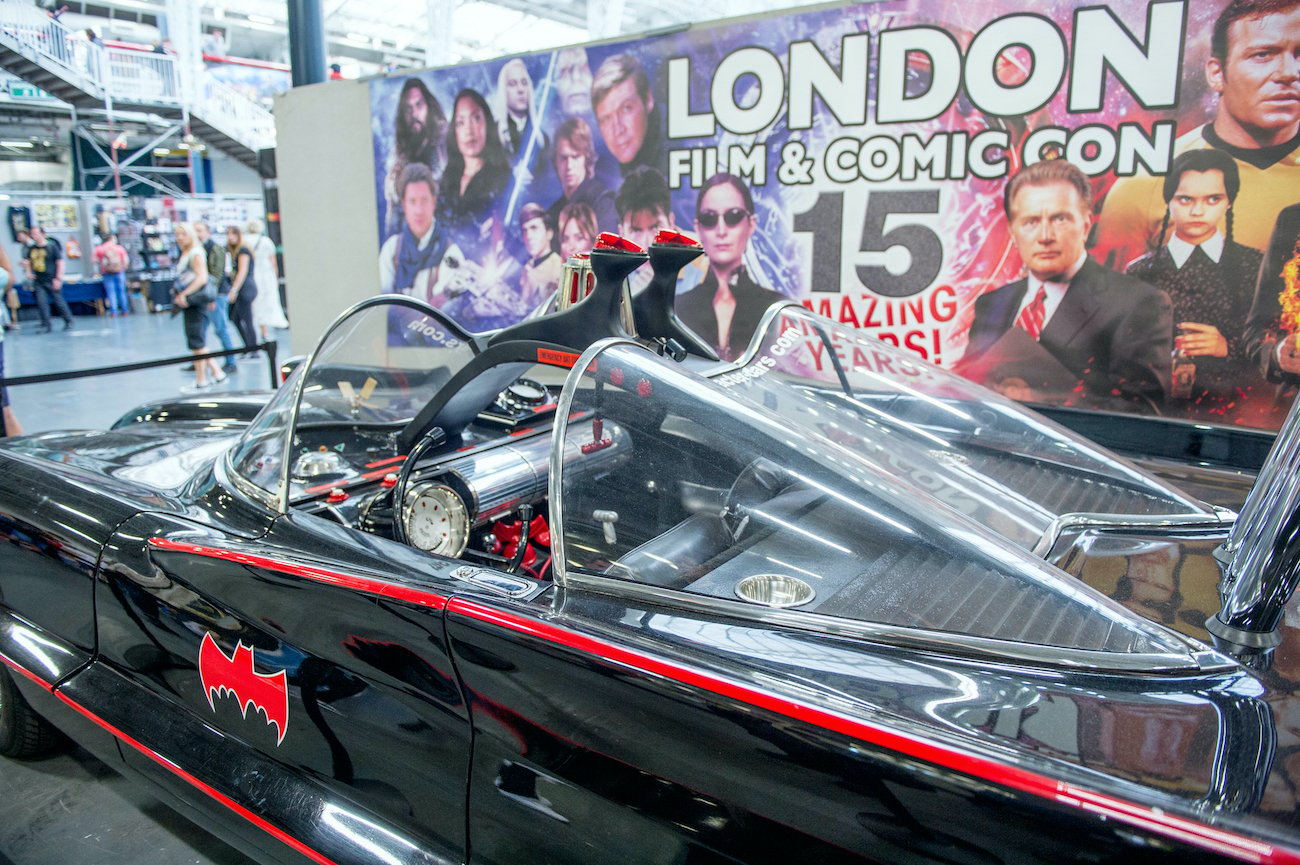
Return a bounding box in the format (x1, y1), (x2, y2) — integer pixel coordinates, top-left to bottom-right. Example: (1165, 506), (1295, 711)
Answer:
(173, 222), (226, 392)
(225, 225), (259, 356)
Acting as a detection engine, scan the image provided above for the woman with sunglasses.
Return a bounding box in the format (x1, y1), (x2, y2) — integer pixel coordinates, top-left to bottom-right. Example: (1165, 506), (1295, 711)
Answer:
(678, 173), (783, 361)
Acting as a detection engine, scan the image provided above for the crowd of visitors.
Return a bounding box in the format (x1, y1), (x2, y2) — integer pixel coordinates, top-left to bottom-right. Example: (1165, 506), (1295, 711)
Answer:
(0, 217), (290, 433)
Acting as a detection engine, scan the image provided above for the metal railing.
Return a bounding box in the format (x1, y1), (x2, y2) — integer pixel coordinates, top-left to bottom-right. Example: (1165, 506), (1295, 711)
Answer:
(200, 76), (276, 152)
(102, 46), (179, 105)
(0, 0), (97, 91)
(0, 0), (275, 153)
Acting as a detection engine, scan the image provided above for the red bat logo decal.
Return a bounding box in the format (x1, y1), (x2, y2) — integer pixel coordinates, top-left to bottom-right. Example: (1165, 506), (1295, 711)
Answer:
(199, 632), (289, 746)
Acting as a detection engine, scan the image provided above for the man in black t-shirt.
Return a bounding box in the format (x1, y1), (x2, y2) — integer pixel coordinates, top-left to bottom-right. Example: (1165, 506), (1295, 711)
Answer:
(23, 226), (74, 332)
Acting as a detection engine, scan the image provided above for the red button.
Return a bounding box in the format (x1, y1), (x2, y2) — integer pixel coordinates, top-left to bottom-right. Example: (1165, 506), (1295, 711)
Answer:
(326, 489), (349, 504)
(381, 474), (398, 488)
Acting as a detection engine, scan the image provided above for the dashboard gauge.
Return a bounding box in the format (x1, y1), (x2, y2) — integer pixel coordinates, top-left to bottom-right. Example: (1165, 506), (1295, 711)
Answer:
(498, 378), (548, 414)
(294, 449), (349, 478)
(404, 483), (470, 557)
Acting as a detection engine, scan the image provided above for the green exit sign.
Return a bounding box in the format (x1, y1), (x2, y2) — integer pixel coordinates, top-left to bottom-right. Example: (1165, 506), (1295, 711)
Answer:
(7, 83), (53, 100)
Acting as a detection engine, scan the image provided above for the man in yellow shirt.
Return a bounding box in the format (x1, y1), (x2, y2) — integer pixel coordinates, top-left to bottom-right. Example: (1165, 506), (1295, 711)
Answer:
(1096, 0), (1300, 266)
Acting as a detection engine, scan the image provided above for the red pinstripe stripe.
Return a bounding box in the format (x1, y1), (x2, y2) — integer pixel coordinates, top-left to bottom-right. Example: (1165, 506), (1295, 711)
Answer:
(0, 649), (53, 689)
(123, 541), (1300, 863)
(146, 538), (449, 610)
(446, 597), (1298, 865)
(50, 691), (342, 865)
(0, 649), (340, 865)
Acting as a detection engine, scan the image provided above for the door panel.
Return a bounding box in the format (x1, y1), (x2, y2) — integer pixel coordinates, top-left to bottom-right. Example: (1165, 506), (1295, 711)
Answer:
(94, 510), (471, 863)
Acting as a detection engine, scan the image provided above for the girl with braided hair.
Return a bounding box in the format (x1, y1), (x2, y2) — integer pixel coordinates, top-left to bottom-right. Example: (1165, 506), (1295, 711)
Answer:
(1126, 149), (1263, 410)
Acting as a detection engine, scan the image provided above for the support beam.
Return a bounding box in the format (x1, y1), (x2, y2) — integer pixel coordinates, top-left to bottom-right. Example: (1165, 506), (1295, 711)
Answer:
(287, 0), (328, 87)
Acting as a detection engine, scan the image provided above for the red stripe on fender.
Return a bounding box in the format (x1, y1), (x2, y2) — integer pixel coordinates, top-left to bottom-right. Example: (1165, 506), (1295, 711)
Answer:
(446, 597), (1297, 865)
(0, 650), (54, 689)
(147, 539), (449, 610)
(50, 691), (342, 865)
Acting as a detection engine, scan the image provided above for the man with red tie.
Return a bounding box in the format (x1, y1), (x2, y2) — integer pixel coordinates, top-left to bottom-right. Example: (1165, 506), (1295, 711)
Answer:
(961, 159), (1173, 409)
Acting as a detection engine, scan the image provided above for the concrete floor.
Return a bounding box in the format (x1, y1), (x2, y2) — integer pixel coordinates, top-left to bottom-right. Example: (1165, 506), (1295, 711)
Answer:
(3, 304), (289, 435)
(1, 304), (289, 864)
(0, 746), (253, 865)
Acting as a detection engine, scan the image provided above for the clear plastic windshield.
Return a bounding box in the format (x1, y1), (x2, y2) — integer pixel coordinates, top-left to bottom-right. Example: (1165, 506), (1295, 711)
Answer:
(705, 307), (1211, 549)
(230, 298), (476, 504)
(555, 341), (1201, 668)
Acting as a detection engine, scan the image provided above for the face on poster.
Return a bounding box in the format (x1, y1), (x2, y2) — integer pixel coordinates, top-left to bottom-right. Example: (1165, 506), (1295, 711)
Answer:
(369, 0), (1300, 431)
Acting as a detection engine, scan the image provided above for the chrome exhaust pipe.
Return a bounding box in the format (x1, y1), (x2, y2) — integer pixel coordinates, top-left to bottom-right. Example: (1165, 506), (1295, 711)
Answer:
(1208, 396), (1300, 648)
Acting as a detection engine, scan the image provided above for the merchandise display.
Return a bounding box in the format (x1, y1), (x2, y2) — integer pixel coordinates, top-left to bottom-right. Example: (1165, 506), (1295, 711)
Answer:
(1, 233), (1298, 864)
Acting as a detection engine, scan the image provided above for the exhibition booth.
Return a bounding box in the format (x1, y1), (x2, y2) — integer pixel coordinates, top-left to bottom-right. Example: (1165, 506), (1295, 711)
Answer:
(4, 192), (265, 316)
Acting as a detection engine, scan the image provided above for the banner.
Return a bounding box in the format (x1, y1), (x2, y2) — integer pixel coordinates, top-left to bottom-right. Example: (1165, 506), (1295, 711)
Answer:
(369, 0), (1300, 431)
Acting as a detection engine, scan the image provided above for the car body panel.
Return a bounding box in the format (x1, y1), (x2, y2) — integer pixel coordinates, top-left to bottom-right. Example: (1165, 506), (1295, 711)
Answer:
(3, 292), (1300, 864)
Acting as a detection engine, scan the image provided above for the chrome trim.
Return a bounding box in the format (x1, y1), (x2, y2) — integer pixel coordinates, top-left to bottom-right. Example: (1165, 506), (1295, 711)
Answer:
(218, 447), (280, 512)
(563, 572), (1232, 675)
(549, 337), (643, 590)
(1211, 394), (1300, 640)
(461, 568), (537, 599)
(1032, 511), (1237, 558)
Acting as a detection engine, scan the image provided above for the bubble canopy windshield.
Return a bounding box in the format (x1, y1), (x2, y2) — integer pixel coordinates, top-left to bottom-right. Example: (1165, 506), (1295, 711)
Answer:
(710, 307), (1214, 549)
(553, 338), (1220, 672)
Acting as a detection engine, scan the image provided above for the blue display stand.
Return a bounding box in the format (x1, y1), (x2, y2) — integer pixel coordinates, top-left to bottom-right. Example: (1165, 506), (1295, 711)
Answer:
(15, 279), (107, 317)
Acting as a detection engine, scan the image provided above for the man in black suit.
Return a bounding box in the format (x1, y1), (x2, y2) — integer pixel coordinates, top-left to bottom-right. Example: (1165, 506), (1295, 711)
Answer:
(962, 160), (1173, 409)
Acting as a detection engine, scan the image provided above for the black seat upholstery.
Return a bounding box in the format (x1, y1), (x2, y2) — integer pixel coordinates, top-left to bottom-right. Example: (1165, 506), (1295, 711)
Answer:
(607, 513), (733, 588)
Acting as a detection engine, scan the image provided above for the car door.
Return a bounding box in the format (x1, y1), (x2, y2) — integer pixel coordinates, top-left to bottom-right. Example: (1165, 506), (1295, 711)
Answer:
(88, 505), (472, 865)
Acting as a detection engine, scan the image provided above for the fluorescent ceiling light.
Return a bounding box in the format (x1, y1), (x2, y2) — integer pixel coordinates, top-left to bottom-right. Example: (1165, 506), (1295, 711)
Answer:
(345, 32), (370, 44)
(0, 141), (34, 148)
(247, 14), (275, 25)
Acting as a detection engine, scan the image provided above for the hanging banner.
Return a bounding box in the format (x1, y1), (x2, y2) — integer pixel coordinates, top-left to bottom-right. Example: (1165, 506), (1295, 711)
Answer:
(369, 0), (1300, 431)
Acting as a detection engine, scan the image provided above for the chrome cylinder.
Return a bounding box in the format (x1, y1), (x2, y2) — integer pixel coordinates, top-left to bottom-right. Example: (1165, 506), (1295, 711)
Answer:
(437, 423), (630, 525)
(1209, 396), (1300, 646)
(558, 256), (594, 310)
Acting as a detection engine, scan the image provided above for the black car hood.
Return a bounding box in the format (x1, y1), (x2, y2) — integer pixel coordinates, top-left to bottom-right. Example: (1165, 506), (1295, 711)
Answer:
(5, 427), (238, 496)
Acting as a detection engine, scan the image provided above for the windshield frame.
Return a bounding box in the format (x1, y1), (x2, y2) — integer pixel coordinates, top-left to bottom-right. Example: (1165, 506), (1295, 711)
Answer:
(226, 294), (475, 514)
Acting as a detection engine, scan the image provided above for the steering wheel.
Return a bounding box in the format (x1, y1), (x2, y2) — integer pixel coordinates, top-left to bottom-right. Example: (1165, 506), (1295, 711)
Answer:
(389, 427), (447, 546)
(721, 458), (793, 542)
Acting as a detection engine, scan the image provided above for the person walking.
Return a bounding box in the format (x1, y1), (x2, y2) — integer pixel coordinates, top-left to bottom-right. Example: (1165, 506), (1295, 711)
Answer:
(225, 225), (259, 356)
(0, 243), (22, 436)
(22, 226), (74, 333)
(195, 222), (236, 373)
(245, 219), (287, 341)
(92, 231), (130, 316)
(173, 223), (225, 392)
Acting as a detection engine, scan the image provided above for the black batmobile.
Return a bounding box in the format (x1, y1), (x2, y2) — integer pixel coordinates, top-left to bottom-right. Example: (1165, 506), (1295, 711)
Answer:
(2, 234), (1300, 865)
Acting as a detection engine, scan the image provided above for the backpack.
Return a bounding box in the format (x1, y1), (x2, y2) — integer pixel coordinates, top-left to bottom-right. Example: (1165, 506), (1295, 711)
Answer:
(103, 244), (127, 274)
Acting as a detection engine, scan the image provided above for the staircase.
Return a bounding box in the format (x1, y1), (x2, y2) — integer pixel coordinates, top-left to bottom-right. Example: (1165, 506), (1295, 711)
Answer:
(0, 0), (273, 168)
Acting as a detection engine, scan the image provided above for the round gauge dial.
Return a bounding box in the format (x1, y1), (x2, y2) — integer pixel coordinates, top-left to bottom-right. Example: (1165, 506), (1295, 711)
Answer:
(403, 483), (470, 557)
(498, 378), (548, 413)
